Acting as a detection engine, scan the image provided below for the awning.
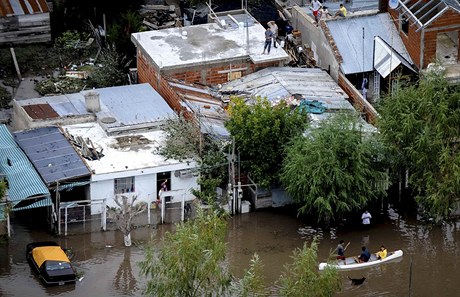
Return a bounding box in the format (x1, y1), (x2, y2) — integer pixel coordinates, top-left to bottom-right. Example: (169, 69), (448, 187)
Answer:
(54, 181), (90, 192)
(0, 125), (52, 212)
(373, 36), (417, 78)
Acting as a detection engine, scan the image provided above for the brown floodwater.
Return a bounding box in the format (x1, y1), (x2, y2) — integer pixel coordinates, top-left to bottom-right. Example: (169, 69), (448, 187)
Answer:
(1, 208), (459, 296)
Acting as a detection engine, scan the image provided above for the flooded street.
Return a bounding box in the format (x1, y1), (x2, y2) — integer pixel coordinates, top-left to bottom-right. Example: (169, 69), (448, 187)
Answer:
(1, 208), (460, 296)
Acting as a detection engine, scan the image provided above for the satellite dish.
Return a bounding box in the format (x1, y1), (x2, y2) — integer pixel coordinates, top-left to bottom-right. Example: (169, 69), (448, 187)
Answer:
(389, 0), (399, 9)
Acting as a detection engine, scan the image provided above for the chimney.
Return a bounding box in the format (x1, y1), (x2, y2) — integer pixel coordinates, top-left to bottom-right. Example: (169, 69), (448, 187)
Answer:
(379, 0), (389, 13)
(84, 91), (101, 113)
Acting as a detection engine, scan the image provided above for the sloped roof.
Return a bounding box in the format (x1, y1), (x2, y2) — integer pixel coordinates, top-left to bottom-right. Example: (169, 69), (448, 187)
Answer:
(0, 125), (51, 211)
(221, 67), (351, 110)
(0, 0), (49, 17)
(168, 80), (230, 137)
(326, 13), (413, 75)
(13, 126), (90, 185)
(15, 83), (176, 134)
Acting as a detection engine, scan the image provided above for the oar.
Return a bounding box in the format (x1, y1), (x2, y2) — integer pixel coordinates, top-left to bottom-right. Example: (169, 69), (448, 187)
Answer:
(344, 242), (351, 251)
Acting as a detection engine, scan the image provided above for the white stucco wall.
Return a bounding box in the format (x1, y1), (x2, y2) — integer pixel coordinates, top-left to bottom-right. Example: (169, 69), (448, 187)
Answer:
(89, 165), (199, 214)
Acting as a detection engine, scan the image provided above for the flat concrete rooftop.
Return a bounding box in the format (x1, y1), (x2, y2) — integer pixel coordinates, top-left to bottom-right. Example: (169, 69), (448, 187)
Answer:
(131, 13), (288, 70)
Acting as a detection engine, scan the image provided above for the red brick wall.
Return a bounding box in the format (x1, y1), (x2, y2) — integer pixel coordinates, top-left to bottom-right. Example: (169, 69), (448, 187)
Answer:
(137, 50), (193, 120)
(338, 72), (377, 125)
(424, 9), (460, 65)
(389, 6), (460, 68)
(388, 9), (422, 68)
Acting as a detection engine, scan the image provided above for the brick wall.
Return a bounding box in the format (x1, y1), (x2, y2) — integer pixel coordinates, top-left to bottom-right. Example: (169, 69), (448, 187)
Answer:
(137, 50), (193, 120)
(338, 72), (378, 124)
(389, 9), (422, 68)
(424, 9), (460, 66)
(389, 6), (460, 68)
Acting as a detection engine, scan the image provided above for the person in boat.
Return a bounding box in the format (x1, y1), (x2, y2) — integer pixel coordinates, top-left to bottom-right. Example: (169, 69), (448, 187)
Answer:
(355, 246), (371, 263)
(336, 240), (349, 260)
(376, 245), (387, 260)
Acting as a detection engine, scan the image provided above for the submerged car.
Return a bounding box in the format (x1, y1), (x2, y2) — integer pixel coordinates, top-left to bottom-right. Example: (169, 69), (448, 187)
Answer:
(26, 241), (76, 286)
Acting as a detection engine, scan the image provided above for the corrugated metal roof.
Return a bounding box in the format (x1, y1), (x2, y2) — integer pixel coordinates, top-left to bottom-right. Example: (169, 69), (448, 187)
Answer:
(94, 83), (176, 132)
(16, 83), (176, 134)
(13, 126), (90, 185)
(168, 80), (230, 137)
(221, 67), (352, 111)
(326, 13), (413, 75)
(0, 125), (51, 210)
(0, 0), (49, 17)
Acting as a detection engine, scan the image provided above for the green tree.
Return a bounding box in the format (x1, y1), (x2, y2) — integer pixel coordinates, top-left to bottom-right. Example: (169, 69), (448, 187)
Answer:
(281, 112), (387, 223)
(88, 45), (128, 88)
(107, 10), (143, 58)
(225, 96), (308, 188)
(158, 113), (228, 204)
(277, 240), (341, 297)
(378, 74), (460, 220)
(229, 253), (270, 297)
(139, 208), (230, 297)
(140, 210), (342, 297)
(0, 180), (6, 201)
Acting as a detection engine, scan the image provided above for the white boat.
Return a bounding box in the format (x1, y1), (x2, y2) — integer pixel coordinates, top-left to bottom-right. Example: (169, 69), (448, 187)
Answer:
(318, 250), (404, 271)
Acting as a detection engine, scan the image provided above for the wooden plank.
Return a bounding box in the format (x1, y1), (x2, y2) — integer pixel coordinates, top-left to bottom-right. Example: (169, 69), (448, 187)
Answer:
(0, 33), (51, 44)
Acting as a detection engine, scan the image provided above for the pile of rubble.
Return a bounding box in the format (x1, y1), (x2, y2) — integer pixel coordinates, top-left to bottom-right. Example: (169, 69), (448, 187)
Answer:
(35, 76), (87, 95)
(140, 5), (181, 30)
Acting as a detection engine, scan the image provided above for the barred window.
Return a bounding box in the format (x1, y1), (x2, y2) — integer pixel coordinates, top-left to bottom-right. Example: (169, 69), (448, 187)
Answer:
(114, 177), (135, 194)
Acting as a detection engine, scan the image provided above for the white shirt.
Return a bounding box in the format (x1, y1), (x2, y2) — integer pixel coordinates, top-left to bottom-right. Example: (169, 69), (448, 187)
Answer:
(312, 1), (322, 12)
(361, 212), (372, 225)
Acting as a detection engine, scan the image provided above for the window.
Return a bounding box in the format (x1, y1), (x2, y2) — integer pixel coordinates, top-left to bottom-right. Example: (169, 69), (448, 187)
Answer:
(114, 177), (135, 194)
(228, 71), (242, 81)
(401, 17), (409, 35)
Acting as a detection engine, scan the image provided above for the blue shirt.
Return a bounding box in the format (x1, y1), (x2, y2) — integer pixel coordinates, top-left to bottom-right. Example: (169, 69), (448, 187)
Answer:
(359, 249), (371, 262)
(265, 30), (273, 40)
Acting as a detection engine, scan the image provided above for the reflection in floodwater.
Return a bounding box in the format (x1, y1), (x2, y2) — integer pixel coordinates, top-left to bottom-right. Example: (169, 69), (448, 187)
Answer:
(113, 247), (138, 295)
(0, 208), (459, 296)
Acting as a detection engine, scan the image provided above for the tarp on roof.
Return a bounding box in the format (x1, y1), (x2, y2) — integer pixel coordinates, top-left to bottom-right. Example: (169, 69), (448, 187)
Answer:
(373, 36), (417, 78)
(13, 127), (90, 185)
(0, 125), (52, 211)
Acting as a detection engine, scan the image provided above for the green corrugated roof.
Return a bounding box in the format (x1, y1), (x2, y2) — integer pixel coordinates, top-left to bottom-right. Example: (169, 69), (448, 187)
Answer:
(0, 125), (52, 211)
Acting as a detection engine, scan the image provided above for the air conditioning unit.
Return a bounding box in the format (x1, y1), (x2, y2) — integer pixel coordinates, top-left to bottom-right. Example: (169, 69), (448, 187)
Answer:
(175, 170), (193, 178)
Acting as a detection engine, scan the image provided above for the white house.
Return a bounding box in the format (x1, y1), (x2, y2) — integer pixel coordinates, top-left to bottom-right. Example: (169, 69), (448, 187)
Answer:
(63, 122), (198, 214)
(12, 83), (200, 214)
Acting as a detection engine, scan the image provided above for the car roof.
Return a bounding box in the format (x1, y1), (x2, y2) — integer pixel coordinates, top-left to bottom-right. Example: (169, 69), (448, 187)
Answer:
(32, 246), (70, 268)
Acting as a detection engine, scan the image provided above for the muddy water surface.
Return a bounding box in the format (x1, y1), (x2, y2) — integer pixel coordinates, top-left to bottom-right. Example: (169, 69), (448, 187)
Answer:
(1, 208), (460, 296)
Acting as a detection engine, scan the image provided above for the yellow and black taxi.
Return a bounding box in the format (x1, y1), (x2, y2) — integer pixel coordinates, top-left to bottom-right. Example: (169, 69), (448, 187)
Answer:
(26, 241), (76, 286)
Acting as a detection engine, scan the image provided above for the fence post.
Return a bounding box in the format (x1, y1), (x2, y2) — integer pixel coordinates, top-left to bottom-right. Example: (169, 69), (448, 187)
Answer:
(147, 194), (151, 225)
(64, 206), (68, 236)
(181, 194), (185, 222)
(101, 199), (106, 231)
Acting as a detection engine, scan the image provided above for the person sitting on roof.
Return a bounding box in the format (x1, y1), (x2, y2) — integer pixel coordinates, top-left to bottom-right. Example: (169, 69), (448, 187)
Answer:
(334, 4), (347, 18)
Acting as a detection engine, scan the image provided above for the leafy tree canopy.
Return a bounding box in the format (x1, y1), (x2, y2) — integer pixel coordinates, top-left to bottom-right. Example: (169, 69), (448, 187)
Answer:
(140, 209), (341, 297)
(88, 45), (128, 88)
(139, 208), (230, 297)
(281, 112), (387, 223)
(377, 73), (460, 220)
(158, 113), (228, 203)
(225, 96), (308, 188)
(277, 240), (341, 297)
